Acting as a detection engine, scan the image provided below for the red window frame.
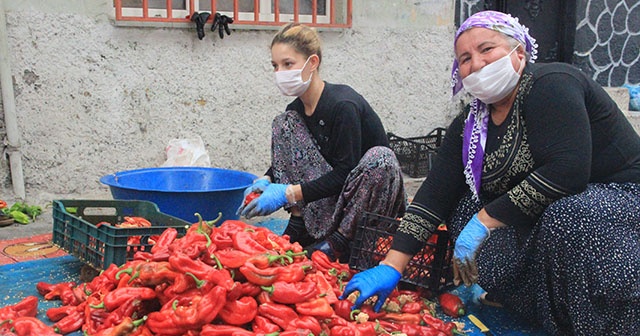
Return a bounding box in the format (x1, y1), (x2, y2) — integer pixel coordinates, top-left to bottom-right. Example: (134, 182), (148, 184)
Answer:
(113, 0), (352, 28)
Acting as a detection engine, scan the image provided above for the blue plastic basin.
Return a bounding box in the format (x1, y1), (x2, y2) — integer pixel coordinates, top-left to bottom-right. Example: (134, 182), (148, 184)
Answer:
(100, 167), (256, 223)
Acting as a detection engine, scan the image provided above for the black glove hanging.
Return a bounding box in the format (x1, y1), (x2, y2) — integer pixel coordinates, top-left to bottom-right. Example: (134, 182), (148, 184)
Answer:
(211, 12), (234, 39)
(191, 12), (211, 40)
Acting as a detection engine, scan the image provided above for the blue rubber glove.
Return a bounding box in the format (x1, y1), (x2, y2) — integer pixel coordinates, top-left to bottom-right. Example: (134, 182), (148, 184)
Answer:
(236, 178), (271, 215)
(449, 283), (486, 307)
(453, 213), (490, 286)
(241, 183), (289, 219)
(340, 264), (401, 312)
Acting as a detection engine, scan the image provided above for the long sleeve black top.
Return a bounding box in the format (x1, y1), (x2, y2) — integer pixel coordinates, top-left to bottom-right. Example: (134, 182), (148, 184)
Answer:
(267, 82), (389, 203)
(392, 62), (640, 255)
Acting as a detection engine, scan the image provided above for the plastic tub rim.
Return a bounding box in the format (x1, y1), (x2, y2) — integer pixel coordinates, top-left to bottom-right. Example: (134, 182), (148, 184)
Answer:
(99, 166), (256, 193)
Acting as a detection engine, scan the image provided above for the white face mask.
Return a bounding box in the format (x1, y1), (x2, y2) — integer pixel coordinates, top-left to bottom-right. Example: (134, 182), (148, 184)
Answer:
(462, 46), (524, 104)
(274, 57), (313, 96)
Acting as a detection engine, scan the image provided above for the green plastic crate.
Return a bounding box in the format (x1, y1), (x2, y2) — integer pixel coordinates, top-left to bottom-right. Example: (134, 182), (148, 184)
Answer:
(52, 199), (190, 270)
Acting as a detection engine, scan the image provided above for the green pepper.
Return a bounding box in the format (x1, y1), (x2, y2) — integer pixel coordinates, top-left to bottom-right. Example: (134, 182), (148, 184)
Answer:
(24, 205), (42, 220)
(10, 210), (30, 224)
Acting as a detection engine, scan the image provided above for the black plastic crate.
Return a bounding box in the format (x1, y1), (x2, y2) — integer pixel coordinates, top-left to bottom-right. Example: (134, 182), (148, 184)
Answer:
(52, 199), (190, 270)
(388, 127), (446, 178)
(349, 212), (453, 292)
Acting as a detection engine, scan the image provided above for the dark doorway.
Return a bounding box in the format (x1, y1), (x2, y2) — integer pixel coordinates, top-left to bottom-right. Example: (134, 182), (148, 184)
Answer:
(473, 1), (576, 63)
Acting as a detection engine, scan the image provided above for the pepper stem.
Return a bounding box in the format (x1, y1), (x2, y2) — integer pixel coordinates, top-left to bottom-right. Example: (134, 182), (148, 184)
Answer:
(115, 267), (132, 280)
(260, 285), (275, 294)
(210, 253), (223, 269)
(89, 302), (105, 309)
(185, 272), (207, 288)
(194, 213), (213, 248)
(133, 315), (147, 327)
(206, 212), (223, 228)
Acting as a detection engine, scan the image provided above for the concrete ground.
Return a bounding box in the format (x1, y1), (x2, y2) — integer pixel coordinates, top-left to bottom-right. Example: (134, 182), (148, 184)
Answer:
(0, 176), (425, 241)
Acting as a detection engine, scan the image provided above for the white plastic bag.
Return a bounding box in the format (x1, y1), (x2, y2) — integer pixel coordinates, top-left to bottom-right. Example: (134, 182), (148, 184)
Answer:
(161, 136), (211, 167)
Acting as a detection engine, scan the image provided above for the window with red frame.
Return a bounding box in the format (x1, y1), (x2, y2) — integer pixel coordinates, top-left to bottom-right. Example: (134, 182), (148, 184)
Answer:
(114, 0), (352, 28)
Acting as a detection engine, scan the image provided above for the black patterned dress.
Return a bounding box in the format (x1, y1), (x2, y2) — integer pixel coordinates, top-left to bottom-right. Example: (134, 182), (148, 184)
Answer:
(267, 82), (407, 241)
(391, 63), (640, 335)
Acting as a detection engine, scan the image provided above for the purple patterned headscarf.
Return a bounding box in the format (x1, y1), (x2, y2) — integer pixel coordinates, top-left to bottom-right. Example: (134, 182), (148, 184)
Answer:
(452, 10), (538, 200)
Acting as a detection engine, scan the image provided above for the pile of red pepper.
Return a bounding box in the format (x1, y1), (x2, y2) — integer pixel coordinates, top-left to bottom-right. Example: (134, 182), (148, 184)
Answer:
(0, 216), (462, 336)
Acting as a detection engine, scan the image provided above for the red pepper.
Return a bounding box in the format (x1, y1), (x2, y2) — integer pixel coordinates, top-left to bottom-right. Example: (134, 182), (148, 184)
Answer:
(53, 308), (85, 334)
(329, 323), (360, 336)
(261, 281), (318, 304)
(240, 282), (262, 297)
(311, 250), (350, 274)
(287, 315), (322, 336)
(257, 302), (299, 330)
(169, 253), (235, 290)
(218, 296), (258, 326)
(396, 323), (446, 336)
(295, 297), (334, 318)
(276, 261), (313, 283)
(151, 227), (178, 254)
(10, 316), (59, 336)
(401, 301), (423, 314)
(0, 296), (38, 320)
(247, 252), (293, 269)
(200, 324), (254, 336)
(87, 264), (118, 294)
(356, 304), (387, 320)
(278, 329), (315, 336)
(36, 281), (74, 296)
(313, 272), (339, 304)
(214, 248), (253, 269)
(146, 285), (227, 335)
(102, 287), (156, 311)
(93, 316), (147, 336)
(252, 315), (281, 333)
(233, 230), (269, 254)
(382, 312), (422, 325)
(244, 191), (262, 206)
(354, 321), (378, 336)
(333, 299), (354, 321)
(133, 261), (178, 286)
(40, 282), (80, 306)
(120, 216), (152, 227)
(46, 304), (79, 322)
(129, 325), (154, 336)
(239, 261), (280, 286)
(438, 293), (465, 318)
(83, 293), (109, 335)
(422, 312), (457, 336)
(99, 297), (143, 330)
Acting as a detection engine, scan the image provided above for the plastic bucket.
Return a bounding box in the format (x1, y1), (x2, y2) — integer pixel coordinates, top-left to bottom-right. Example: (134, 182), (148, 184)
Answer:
(100, 167), (256, 223)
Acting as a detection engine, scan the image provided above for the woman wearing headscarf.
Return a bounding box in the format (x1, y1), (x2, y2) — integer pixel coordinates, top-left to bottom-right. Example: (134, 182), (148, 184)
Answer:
(343, 10), (640, 335)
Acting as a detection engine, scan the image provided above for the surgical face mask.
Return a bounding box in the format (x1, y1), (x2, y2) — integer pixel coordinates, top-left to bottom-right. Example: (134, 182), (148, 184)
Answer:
(462, 46), (524, 104)
(274, 57), (313, 96)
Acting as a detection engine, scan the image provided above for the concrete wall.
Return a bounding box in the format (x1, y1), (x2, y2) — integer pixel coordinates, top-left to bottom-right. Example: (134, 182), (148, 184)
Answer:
(0, 0), (459, 203)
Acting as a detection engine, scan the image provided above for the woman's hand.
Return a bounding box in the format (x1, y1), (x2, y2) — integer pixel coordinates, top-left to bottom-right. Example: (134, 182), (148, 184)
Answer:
(340, 264), (401, 312)
(241, 183), (289, 218)
(453, 213), (490, 286)
(236, 177), (271, 216)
